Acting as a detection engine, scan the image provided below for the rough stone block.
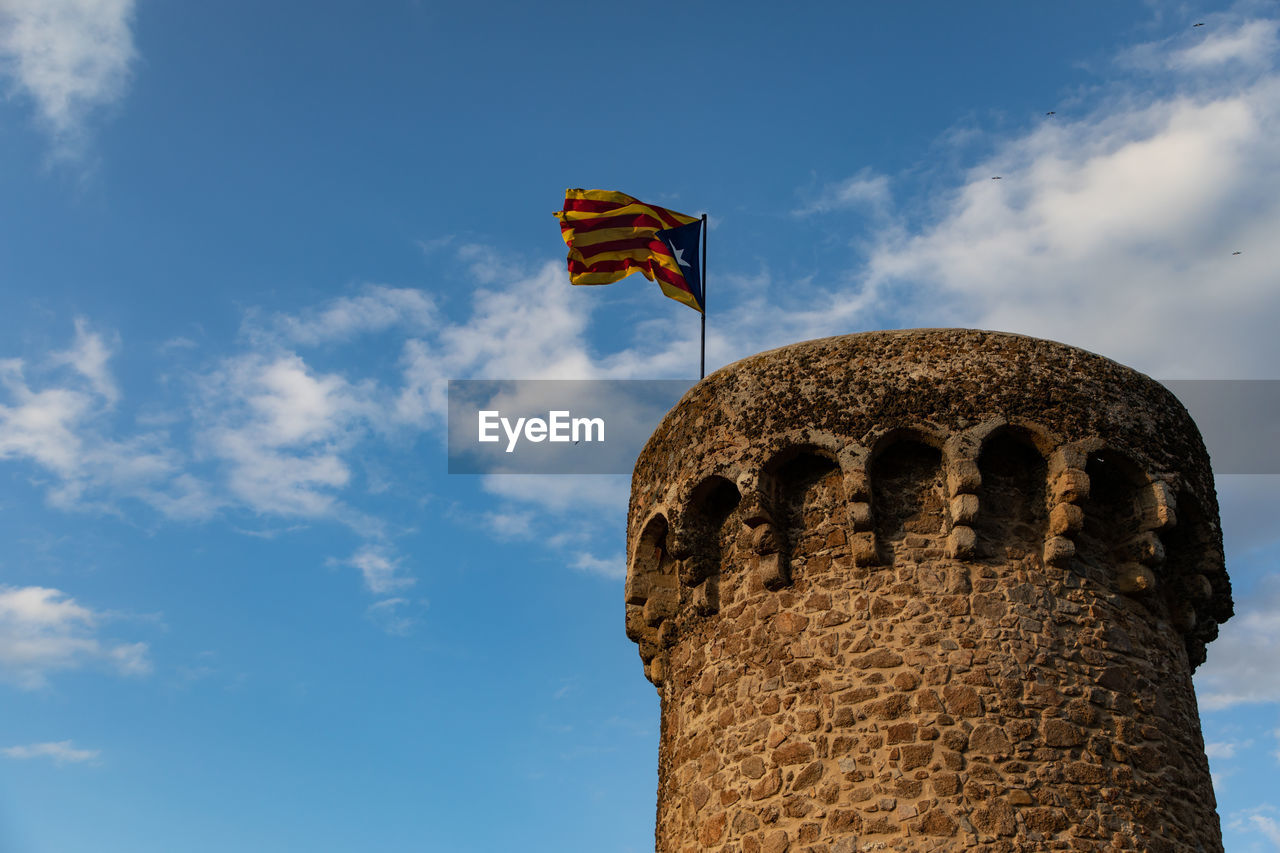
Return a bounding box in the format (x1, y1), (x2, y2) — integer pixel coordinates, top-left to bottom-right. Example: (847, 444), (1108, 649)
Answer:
(1051, 468), (1090, 503)
(792, 760), (824, 790)
(772, 742), (815, 765)
(843, 470), (871, 501)
(624, 572), (651, 606)
(968, 725), (1012, 755)
(643, 587), (678, 626)
(950, 493), (979, 525)
(1043, 535), (1075, 567)
(1117, 531), (1166, 566)
(846, 501), (873, 531)
(850, 531), (879, 565)
(947, 459), (982, 496)
(761, 829), (790, 853)
(1116, 562), (1157, 594)
(756, 552), (790, 590)
(740, 491), (774, 528)
(1049, 502), (1084, 536)
(690, 579), (717, 615)
(946, 525), (977, 559)
(1043, 718), (1085, 747)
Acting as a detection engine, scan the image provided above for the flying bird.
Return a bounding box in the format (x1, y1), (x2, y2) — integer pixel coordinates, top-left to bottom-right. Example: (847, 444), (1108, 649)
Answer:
(1233, 251), (1242, 255)
(1194, 22), (1205, 27)
(1046, 111), (1056, 116)
(992, 176), (1002, 180)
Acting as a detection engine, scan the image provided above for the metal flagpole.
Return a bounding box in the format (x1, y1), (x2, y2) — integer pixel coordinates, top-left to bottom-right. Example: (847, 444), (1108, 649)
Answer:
(700, 213), (707, 379)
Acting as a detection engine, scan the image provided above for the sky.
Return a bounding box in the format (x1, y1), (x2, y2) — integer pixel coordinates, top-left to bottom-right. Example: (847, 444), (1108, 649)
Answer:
(2, 1), (1280, 850)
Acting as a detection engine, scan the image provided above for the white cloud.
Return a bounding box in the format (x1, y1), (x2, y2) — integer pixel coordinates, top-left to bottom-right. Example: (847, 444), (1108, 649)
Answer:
(196, 352), (377, 518)
(571, 551), (625, 581)
(482, 510), (534, 540)
(2, 740), (100, 765)
(0, 355), (95, 476)
(336, 545), (414, 595)
(0, 322), (216, 519)
(1173, 19), (1280, 70)
(0, 585), (152, 689)
(49, 318), (119, 403)
(254, 284), (437, 347)
(771, 17), (1280, 380)
(1206, 740), (1246, 759)
(365, 597), (419, 636)
(794, 169), (891, 216)
(1253, 814), (1280, 847)
(1229, 806), (1280, 848)
(0, 0), (137, 147)
(393, 256), (616, 428)
(1195, 573), (1280, 710)
(481, 474), (630, 515)
(432, 255), (596, 379)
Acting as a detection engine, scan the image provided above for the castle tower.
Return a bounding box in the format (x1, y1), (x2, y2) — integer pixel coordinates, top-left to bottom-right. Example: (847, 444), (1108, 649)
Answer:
(625, 330), (1233, 853)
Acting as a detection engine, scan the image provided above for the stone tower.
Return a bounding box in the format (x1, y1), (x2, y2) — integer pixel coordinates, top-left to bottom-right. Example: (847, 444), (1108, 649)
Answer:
(625, 330), (1233, 853)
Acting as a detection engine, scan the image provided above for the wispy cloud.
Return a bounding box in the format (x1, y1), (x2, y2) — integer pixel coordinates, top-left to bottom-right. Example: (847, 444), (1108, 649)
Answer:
(248, 284), (437, 348)
(571, 551), (625, 581)
(0, 0), (137, 151)
(778, 14), (1280, 379)
(482, 510), (534, 540)
(0, 584), (151, 689)
(333, 545), (414, 595)
(793, 169), (891, 217)
(1171, 19), (1279, 70)
(49, 317), (119, 403)
(0, 323), (215, 519)
(1195, 573), (1280, 710)
(1206, 739), (1248, 759)
(195, 352), (377, 519)
(365, 596), (420, 637)
(2, 740), (100, 765)
(1228, 805), (1280, 848)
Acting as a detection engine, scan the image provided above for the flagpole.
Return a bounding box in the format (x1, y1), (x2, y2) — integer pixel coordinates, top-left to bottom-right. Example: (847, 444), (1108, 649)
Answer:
(700, 213), (707, 379)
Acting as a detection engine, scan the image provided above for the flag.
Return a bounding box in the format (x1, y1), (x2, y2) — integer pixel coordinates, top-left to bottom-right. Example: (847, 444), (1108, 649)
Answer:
(555, 188), (704, 312)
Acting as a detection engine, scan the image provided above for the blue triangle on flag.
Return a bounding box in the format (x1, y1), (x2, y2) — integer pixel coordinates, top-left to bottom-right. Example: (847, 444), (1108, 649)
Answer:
(656, 220), (704, 310)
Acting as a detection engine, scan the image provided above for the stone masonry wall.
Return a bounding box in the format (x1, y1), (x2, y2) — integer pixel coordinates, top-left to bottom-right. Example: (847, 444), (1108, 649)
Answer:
(626, 330), (1233, 853)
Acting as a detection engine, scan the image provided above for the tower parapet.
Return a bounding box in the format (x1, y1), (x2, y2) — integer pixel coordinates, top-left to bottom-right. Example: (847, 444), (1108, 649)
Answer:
(626, 329), (1232, 852)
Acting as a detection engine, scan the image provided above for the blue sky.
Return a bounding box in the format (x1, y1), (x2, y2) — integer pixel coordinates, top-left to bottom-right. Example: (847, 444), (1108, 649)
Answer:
(2, 1), (1280, 850)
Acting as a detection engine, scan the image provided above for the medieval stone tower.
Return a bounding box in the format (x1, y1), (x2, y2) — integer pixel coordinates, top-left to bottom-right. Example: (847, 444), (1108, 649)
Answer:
(625, 330), (1233, 853)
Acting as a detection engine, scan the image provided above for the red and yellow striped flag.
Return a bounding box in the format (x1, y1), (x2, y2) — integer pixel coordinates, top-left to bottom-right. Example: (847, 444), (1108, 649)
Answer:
(555, 188), (703, 312)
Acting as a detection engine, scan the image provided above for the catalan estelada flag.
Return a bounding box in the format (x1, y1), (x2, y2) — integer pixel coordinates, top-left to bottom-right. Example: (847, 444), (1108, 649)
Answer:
(555, 189), (704, 313)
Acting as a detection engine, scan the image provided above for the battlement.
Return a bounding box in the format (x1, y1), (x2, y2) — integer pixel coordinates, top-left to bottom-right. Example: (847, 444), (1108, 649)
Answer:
(626, 330), (1233, 852)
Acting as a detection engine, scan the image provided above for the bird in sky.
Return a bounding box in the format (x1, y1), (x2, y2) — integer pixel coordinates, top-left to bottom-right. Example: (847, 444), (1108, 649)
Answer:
(1233, 251), (1242, 255)
(992, 176), (1002, 180)
(1194, 22), (1205, 27)
(1046, 111), (1056, 116)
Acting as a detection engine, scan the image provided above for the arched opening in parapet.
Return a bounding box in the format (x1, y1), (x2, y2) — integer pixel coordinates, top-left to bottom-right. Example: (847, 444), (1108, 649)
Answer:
(1159, 491), (1230, 666)
(870, 438), (946, 549)
(767, 448), (845, 577)
(1161, 491), (1214, 567)
(975, 430), (1048, 559)
(626, 513), (675, 606)
(683, 476), (741, 587)
(1076, 449), (1147, 581)
(690, 476), (741, 527)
